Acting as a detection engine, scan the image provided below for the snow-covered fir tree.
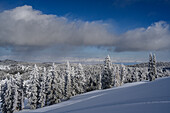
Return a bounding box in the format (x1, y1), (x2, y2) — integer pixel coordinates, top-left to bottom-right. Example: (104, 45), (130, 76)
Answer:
(1, 79), (15, 113)
(70, 67), (77, 96)
(148, 53), (157, 81)
(110, 67), (115, 86)
(64, 61), (71, 99)
(96, 73), (102, 90)
(75, 63), (86, 94)
(148, 53), (153, 81)
(86, 75), (97, 91)
(37, 67), (46, 108)
(1, 81), (9, 113)
(11, 80), (18, 112)
(114, 66), (121, 87)
(153, 54), (157, 78)
(120, 64), (126, 85)
(15, 72), (24, 110)
(55, 67), (65, 102)
(45, 69), (52, 106)
(28, 64), (39, 109)
(1, 76), (18, 113)
(49, 65), (60, 105)
(101, 55), (113, 89)
(134, 68), (142, 82)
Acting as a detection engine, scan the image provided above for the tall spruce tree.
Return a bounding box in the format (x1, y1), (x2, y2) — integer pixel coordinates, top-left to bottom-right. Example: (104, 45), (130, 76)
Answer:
(148, 53), (155, 81)
(70, 67), (77, 96)
(15, 72), (24, 110)
(37, 67), (46, 108)
(101, 55), (112, 89)
(120, 64), (126, 85)
(49, 63), (62, 105)
(114, 66), (121, 87)
(28, 64), (39, 109)
(97, 73), (102, 90)
(65, 61), (71, 99)
(1, 81), (8, 113)
(134, 68), (141, 82)
(45, 69), (52, 106)
(75, 63), (86, 94)
(153, 54), (157, 79)
(1, 76), (18, 113)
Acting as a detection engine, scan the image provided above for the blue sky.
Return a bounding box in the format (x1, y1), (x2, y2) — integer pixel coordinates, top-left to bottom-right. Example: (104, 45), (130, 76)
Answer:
(0, 0), (170, 62)
(1, 0), (170, 31)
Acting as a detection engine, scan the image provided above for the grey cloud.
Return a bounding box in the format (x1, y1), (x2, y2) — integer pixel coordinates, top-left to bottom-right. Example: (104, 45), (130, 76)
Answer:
(0, 5), (116, 51)
(0, 5), (170, 53)
(115, 21), (170, 52)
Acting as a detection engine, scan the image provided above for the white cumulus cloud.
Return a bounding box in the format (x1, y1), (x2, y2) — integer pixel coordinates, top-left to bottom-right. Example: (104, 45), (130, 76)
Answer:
(0, 5), (170, 54)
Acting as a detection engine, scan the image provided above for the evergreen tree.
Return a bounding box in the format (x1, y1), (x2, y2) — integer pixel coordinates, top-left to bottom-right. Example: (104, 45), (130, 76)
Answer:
(134, 68), (140, 82)
(15, 72), (24, 110)
(1, 81), (10, 113)
(1, 76), (18, 113)
(56, 70), (64, 102)
(111, 67), (115, 86)
(147, 53), (157, 81)
(28, 64), (39, 109)
(11, 79), (18, 112)
(114, 66), (121, 87)
(75, 63), (86, 94)
(101, 55), (113, 89)
(86, 76), (96, 91)
(148, 53), (153, 81)
(120, 64), (126, 85)
(45, 69), (52, 106)
(46, 63), (63, 105)
(65, 61), (71, 99)
(97, 73), (102, 90)
(49, 63), (61, 105)
(37, 67), (46, 108)
(153, 54), (157, 79)
(70, 67), (77, 96)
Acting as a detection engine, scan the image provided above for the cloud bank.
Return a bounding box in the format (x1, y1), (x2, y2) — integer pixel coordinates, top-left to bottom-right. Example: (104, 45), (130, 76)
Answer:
(0, 5), (170, 53)
(115, 21), (170, 52)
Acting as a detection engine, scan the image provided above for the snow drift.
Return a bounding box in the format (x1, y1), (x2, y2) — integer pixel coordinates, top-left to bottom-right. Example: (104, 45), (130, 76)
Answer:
(18, 77), (170, 113)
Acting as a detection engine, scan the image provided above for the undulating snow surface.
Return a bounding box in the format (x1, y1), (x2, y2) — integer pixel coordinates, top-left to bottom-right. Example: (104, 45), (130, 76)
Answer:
(18, 77), (170, 113)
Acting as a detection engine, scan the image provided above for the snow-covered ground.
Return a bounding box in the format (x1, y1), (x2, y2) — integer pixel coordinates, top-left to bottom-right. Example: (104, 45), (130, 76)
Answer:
(18, 77), (170, 113)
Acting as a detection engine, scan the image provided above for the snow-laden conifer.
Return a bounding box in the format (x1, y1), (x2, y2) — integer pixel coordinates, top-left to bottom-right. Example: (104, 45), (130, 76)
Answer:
(97, 73), (102, 90)
(120, 64), (127, 85)
(28, 64), (39, 109)
(75, 63), (86, 94)
(101, 55), (113, 89)
(148, 53), (153, 81)
(15, 72), (24, 110)
(1, 80), (10, 113)
(45, 69), (52, 106)
(134, 68), (140, 82)
(114, 66), (121, 87)
(70, 67), (77, 96)
(37, 67), (46, 108)
(153, 54), (157, 79)
(1, 76), (18, 113)
(49, 63), (61, 105)
(65, 61), (71, 99)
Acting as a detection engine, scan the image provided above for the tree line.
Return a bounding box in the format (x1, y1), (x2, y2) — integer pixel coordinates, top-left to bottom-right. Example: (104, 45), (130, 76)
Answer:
(0, 53), (163, 113)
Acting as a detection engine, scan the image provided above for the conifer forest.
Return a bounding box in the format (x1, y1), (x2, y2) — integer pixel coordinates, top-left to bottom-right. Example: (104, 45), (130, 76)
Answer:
(0, 54), (170, 113)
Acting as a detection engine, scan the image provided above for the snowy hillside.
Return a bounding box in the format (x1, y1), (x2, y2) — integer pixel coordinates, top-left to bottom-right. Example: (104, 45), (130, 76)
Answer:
(18, 77), (170, 113)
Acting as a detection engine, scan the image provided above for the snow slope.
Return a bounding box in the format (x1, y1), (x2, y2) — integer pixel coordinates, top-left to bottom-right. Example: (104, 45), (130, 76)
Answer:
(19, 77), (170, 113)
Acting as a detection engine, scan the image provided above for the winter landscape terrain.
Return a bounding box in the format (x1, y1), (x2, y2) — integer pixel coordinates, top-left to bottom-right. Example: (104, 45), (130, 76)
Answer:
(0, 54), (170, 113)
(18, 77), (170, 113)
(1, 1), (170, 113)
